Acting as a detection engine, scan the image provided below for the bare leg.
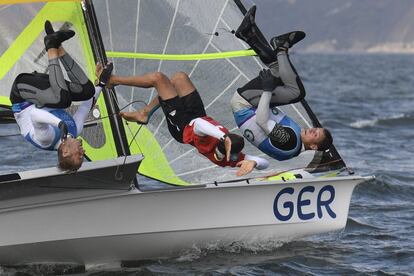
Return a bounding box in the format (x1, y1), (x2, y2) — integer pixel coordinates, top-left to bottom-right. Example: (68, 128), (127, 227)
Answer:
(57, 46), (66, 57)
(47, 48), (60, 59)
(111, 72), (175, 123)
(109, 72), (177, 100)
(170, 72), (196, 97)
(120, 97), (160, 124)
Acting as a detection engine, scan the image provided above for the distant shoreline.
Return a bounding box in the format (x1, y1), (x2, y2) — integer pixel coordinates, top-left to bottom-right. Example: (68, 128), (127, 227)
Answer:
(296, 51), (414, 54)
(296, 42), (414, 54)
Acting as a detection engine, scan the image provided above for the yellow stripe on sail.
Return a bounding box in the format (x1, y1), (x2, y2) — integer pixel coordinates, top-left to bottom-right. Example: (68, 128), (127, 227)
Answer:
(0, 1), (190, 185)
(0, 2), (121, 161)
(106, 49), (256, 61)
(125, 123), (189, 186)
(0, 96), (11, 107)
(0, 0), (80, 4)
(0, 2), (83, 80)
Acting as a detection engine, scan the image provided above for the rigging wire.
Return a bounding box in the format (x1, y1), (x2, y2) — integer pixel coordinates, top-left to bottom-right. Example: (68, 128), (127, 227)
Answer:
(200, 159), (348, 186)
(94, 89), (146, 180)
(0, 133), (20, 138)
(114, 122), (144, 181)
(204, 27), (236, 37)
(85, 99), (148, 124)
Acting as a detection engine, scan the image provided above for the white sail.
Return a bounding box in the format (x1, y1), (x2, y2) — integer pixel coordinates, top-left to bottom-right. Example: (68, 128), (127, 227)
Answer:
(92, 0), (345, 184)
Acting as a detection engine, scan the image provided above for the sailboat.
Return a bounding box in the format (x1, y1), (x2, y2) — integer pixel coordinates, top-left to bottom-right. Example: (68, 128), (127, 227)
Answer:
(0, 0), (372, 265)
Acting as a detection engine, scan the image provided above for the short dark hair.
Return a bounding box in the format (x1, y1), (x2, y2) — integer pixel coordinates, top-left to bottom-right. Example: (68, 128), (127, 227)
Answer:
(317, 128), (333, 151)
(217, 133), (245, 154)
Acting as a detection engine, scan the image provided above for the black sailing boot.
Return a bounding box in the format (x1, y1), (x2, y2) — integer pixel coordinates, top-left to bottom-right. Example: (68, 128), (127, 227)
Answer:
(44, 20), (75, 50)
(235, 5), (277, 64)
(96, 62), (114, 87)
(44, 20), (55, 35)
(270, 31), (306, 52)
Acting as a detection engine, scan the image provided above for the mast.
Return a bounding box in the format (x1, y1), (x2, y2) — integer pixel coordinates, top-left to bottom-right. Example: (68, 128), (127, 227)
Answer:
(81, 0), (131, 158)
(232, 0), (346, 171)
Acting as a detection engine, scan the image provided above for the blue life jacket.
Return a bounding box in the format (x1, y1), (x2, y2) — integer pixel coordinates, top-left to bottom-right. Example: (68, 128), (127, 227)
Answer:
(25, 109), (77, 151)
(234, 106), (302, 161)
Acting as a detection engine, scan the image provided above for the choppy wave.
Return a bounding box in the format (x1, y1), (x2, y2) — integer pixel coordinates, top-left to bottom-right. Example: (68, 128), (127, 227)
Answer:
(355, 174), (414, 200)
(345, 217), (380, 231)
(175, 238), (287, 262)
(0, 263), (85, 276)
(2, 54), (414, 275)
(350, 113), (413, 128)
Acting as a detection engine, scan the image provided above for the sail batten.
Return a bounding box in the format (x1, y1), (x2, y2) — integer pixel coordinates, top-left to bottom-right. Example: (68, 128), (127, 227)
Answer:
(105, 49), (256, 60)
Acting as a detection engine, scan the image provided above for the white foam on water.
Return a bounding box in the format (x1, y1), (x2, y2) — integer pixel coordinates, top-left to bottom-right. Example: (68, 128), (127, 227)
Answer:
(350, 113), (406, 128)
(175, 237), (288, 262)
(350, 119), (379, 128)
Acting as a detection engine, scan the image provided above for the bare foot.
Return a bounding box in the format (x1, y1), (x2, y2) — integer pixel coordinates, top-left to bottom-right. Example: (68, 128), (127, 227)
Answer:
(120, 110), (149, 124)
(95, 62), (103, 78)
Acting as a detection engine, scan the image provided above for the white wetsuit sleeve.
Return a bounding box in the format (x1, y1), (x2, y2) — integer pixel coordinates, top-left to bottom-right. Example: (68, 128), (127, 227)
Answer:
(255, 91), (276, 135)
(244, 154), (269, 170)
(72, 86), (102, 135)
(192, 118), (226, 139)
(30, 107), (61, 147)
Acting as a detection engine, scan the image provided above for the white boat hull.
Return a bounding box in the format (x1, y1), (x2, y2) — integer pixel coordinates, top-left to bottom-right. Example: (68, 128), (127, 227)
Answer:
(0, 175), (372, 265)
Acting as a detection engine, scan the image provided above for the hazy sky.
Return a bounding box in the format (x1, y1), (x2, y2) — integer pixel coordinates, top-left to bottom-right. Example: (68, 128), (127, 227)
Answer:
(240, 0), (414, 52)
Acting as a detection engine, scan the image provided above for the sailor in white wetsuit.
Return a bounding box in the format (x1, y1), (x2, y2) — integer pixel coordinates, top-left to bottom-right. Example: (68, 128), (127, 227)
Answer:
(9, 20), (111, 171)
(232, 6), (333, 161)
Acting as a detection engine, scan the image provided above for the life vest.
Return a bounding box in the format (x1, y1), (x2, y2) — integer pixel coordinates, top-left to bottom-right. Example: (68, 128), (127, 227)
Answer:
(25, 108), (77, 151)
(182, 116), (245, 167)
(234, 106), (302, 161)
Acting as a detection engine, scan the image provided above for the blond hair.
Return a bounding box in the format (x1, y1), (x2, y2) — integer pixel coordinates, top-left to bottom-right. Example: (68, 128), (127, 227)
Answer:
(57, 146), (82, 171)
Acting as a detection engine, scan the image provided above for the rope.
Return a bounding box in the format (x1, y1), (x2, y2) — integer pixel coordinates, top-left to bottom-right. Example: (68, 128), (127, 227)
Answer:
(0, 133), (21, 138)
(201, 159), (349, 186)
(84, 99), (148, 124)
(114, 123), (143, 181)
(100, 95), (146, 181)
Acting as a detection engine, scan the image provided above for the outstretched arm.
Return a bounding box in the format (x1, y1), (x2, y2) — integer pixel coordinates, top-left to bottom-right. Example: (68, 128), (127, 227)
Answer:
(192, 118), (225, 139)
(256, 69), (278, 134)
(255, 69), (292, 146)
(72, 86), (102, 135)
(192, 118), (233, 162)
(256, 90), (276, 134)
(29, 107), (61, 147)
(244, 154), (269, 170)
(235, 154), (269, 176)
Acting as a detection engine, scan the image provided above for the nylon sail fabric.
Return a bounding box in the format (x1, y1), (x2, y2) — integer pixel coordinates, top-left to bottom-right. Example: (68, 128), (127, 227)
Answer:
(92, 0), (344, 185)
(0, 1), (119, 161)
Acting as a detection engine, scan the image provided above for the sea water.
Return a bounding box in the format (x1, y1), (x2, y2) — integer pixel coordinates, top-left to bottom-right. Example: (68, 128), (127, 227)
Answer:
(0, 53), (413, 275)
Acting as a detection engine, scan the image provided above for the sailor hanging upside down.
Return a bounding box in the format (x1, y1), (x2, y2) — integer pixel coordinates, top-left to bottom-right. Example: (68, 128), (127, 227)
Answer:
(99, 70), (269, 177)
(103, 5), (333, 175)
(10, 20), (112, 171)
(231, 5), (333, 161)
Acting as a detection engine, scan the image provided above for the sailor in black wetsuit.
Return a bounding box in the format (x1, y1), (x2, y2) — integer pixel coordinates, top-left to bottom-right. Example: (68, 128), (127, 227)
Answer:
(10, 21), (108, 171)
(231, 6), (333, 161)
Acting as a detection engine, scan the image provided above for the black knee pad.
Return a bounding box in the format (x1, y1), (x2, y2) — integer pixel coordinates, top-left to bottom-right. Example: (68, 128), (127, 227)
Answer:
(82, 80), (95, 100)
(58, 90), (72, 109)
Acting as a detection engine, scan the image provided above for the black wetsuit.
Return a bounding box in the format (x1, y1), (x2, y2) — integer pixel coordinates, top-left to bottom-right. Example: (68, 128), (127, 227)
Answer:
(10, 53), (94, 108)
